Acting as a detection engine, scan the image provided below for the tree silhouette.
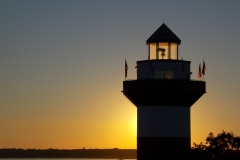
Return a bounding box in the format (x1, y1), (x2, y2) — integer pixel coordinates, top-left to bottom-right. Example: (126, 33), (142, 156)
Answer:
(191, 130), (240, 160)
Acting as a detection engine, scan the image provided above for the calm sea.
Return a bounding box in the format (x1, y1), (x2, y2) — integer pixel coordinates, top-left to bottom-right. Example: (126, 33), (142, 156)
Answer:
(0, 159), (136, 160)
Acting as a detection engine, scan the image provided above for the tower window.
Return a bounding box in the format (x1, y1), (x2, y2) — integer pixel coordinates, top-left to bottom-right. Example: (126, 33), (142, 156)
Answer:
(155, 71), (174, 79)
(165, 71), (174, 79)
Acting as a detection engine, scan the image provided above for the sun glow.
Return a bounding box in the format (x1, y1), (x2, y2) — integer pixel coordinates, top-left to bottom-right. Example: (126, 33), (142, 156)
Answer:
(131, 113), (137, 134)
(127, 111), (137, 149)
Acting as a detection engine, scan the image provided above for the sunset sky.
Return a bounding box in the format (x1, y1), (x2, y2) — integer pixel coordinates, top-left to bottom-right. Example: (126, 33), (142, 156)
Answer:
(1, 0), (240, 149)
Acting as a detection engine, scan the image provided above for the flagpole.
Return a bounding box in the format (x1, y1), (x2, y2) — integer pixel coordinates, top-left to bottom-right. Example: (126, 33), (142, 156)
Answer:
(125, 59), (128, 81)
(125, 59), (126, 81)
(202, 59), (206, 81)
(135, 63), (137, 79)
(125, 67), (126, 81)
(198, 63), (202, 81)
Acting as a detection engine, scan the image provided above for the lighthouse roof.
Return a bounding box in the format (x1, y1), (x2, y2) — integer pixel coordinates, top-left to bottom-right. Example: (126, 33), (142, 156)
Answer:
(146, 23), (181, 44)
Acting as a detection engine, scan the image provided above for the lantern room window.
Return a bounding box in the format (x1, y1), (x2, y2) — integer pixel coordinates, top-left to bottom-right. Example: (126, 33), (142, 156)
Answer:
(170, 43), (178, 60)
(149, 42), (178, 60)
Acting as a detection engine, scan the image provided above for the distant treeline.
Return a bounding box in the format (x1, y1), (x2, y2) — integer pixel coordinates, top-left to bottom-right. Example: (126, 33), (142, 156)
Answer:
(2, 131), (240, 159)
(0, 148), (136, 159)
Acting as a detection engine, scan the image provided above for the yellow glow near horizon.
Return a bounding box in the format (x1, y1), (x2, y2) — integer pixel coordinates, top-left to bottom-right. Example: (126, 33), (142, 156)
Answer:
(0, 117), (137, 149)
(130, 113), (137, 134)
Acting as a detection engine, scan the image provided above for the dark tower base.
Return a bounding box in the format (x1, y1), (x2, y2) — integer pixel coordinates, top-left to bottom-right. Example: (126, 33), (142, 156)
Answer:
(138, 137), (190, 160)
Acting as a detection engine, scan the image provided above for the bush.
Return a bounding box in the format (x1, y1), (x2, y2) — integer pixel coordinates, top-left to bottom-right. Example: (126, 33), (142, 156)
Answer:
(191, 131), (240, 160)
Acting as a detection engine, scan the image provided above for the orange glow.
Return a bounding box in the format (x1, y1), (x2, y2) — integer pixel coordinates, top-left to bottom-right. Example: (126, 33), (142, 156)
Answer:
(1, 1), (240, 151)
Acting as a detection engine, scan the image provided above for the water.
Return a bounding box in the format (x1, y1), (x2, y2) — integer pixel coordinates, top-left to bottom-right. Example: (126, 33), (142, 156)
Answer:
(0, 159), (136, 160)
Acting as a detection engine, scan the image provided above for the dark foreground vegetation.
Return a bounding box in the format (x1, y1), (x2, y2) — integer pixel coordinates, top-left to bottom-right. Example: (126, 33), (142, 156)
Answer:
(1, 131), (239, 159)
(0, 148), (136, 159)
(191, 131), (240, 160)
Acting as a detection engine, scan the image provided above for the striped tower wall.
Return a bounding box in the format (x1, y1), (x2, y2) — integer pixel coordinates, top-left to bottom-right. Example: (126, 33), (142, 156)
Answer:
(137, 106), (190, 159)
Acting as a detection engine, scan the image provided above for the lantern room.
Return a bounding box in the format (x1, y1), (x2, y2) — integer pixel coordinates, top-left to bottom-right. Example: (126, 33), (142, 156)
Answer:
(137, 23), (191, 80)
(146, 23), (181, 60)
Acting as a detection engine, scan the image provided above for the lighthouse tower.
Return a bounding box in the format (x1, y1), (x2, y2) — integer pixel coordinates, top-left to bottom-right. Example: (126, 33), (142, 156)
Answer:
(123, 23), (206, 159)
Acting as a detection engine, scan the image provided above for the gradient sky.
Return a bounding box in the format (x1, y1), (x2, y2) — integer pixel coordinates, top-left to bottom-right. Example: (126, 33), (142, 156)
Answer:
(1, 0), (240, 149)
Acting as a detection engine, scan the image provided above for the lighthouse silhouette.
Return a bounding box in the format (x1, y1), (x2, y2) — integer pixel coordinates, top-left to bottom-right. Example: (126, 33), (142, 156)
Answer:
(123, 23), (206, 159)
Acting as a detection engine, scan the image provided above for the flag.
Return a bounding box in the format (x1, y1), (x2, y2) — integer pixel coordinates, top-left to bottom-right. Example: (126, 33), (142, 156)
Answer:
(135, 63), (137, 70)
(125, 59), (128, 78)
(202, 60), (206, 75)
(181, 57), (184, 73)
(198, 63), (202, 78)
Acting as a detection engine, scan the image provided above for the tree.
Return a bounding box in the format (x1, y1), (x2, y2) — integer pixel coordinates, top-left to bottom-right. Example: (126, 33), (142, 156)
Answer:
(191, 130), (240, 160)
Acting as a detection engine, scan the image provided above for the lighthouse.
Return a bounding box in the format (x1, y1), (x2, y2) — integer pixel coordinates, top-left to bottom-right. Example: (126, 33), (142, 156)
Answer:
(122, 23), (206, 159)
